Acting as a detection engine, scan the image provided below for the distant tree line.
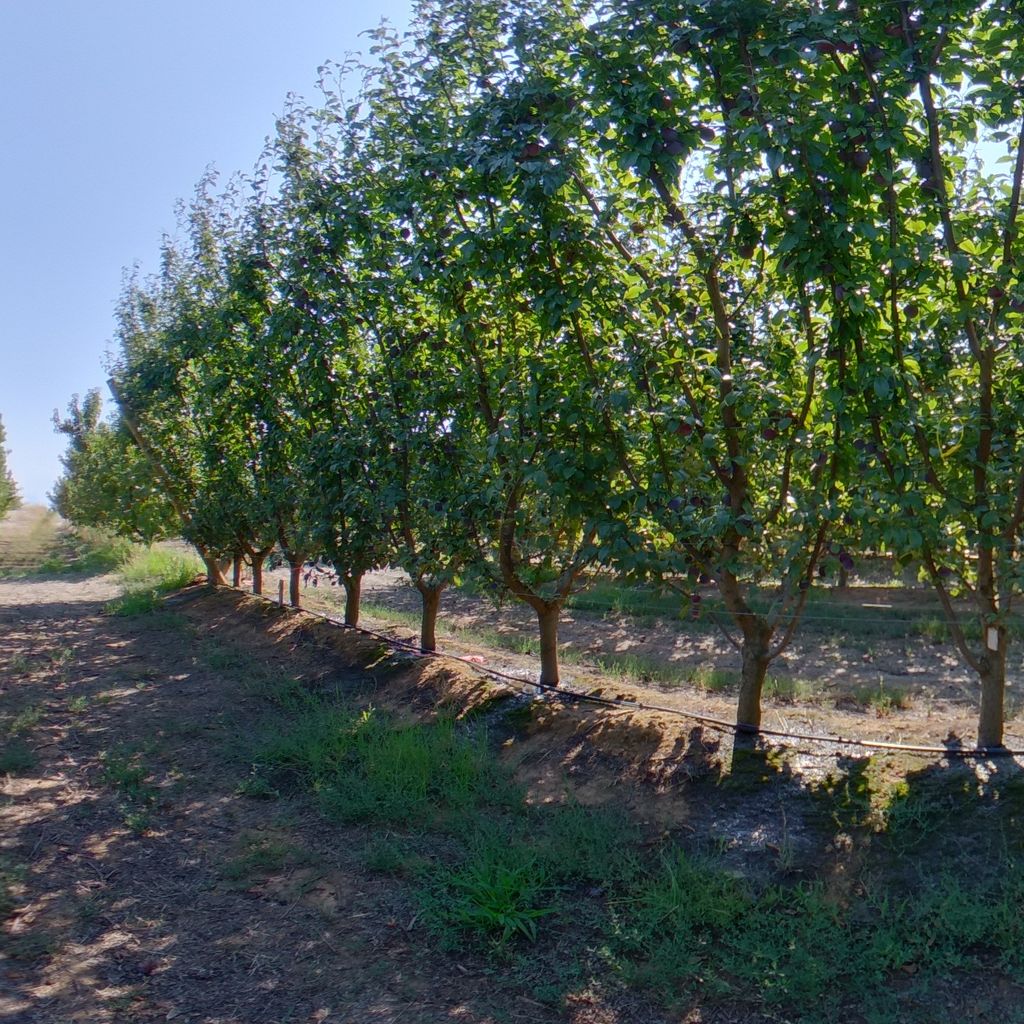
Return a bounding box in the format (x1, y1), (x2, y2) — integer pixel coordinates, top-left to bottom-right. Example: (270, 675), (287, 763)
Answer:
(0, 414), (20, 517)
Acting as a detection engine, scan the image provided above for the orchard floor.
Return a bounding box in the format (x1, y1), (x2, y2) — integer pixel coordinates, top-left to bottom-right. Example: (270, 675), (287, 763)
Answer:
(269, 565), (1024, 755)
(6, 511), (1024, 1022)
(1, 575), (594, 1024)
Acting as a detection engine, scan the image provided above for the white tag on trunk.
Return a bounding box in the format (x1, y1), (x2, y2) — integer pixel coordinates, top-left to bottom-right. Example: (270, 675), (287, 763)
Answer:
(987, 626), (1000, 651)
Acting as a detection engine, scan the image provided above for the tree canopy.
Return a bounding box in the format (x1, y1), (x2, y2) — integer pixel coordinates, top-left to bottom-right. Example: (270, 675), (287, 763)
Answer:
(53, 0), (1024, 748)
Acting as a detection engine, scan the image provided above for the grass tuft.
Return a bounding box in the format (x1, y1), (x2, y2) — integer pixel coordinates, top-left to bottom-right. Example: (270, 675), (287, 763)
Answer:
(118, 546), (202, 590)
(105, 545), (203, 616)
(253, 706), (518, 826)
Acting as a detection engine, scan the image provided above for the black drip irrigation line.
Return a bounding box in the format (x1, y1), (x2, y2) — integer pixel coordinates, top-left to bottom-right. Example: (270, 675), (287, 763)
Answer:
(233, 586), (1024, 761)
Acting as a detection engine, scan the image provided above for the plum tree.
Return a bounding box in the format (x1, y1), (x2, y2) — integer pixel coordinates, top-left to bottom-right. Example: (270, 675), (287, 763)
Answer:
(51, 391), (174, 542)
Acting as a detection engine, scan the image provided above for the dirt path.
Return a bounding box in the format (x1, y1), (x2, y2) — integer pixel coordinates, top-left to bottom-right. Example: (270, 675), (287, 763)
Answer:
(0, 582), (575, 1022)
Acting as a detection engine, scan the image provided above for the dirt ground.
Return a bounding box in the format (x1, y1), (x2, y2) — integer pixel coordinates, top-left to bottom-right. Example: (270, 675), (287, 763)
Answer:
(269, 566), (1014, 754)
(1, 579), (590, 1024)
(4, 509), (1024, 1023)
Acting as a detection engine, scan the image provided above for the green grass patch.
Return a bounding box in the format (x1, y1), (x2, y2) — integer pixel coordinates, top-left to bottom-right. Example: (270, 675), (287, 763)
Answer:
(118, 546), (202, 590)
(688, 665), (736, 692)
(98, 745), (159, 831)
(606, 852), (1024, 1019)
(63, 528), (134, 574)
(0, 738), (36, 775)
(564, 647), (685, 687)
(445, 848), (554, 946)
(105, 589), (164, 616)
(5, 704), (42, 735)
(0, 703), (43, 775)
(850, 680), (914, 715)
(4, 930), (58, 962)
(566, 580), (683, 620)
(0, 857), (25, 920)
(764, 674), (819, 701)
(99, 747), (155, 801)
(104, 545), (202, 616)
(361, 835), (421, 876)
(253, 706), (518, 826)
(359, 602), (423, 630)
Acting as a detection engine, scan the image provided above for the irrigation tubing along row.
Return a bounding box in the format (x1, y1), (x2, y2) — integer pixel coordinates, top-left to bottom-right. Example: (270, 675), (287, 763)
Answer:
(232, 585), (1024, 760)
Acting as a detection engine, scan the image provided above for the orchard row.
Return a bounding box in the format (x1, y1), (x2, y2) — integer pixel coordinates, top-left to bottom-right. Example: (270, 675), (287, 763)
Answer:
(55, 0), (1024, 747)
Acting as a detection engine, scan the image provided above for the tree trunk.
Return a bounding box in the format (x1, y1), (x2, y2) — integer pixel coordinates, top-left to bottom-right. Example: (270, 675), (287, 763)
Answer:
(343, 573), (362, 627)
(536, 603), (561, 686)
(243, 545), (273, 595)
(736, 620), (773, 733)
(199, 550), (228, 588)
(978, 630), (1007, 749)
(232, 553), (243, 588)
(289, 562), (302, 609)
(418, 584), (443, 652)
(251, 556), (264, 595)
(719, 569), (773, 735)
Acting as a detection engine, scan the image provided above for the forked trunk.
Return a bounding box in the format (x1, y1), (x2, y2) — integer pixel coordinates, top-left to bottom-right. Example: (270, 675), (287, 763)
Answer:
(288, 562), (302, 608)
(418, 583), (443, 652)
(232, 553), (243, 588)
(536, 603), (561, 686)
(342, 573), (362, 627)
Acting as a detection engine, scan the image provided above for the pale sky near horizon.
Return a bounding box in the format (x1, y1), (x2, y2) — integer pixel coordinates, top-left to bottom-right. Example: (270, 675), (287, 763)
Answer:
(0, 0), (411, 504)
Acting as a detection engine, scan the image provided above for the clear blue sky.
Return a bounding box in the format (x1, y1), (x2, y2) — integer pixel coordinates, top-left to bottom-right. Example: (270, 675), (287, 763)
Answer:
(0, 0), (411, 505)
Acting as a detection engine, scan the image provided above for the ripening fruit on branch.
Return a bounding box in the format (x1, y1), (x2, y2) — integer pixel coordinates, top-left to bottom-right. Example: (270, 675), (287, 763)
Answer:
(863, 45), (885, 68)
(851, 150), (870, 171)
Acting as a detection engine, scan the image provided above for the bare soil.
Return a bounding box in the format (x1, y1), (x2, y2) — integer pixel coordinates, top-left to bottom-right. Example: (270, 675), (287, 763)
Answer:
(5, 509), (1024, 1023)
(268, 566), (1019, 753)
(1, 582), (580, 1024)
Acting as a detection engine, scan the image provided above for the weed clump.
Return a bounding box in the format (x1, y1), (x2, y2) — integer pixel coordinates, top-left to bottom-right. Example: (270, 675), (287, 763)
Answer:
(253, 707), (518, 826)
(105, 545), (202, 616)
